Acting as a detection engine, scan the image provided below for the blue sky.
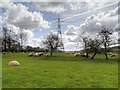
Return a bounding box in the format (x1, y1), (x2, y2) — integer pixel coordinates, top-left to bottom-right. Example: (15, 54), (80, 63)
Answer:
(0, 1), (119, 51)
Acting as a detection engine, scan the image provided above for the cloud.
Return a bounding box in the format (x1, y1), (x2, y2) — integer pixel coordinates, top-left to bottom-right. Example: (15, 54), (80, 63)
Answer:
(33, 2), (65, 13)
(6, 24), (34, 39)
(27, 37), (44, 47)
(64, 25), (78, 35)
(79, 6), (119, 33)
(3, 3), (49, 30)
(0, 0), (11, 8)
(24, 30), (34, 38)
(32, 2), (108, 14)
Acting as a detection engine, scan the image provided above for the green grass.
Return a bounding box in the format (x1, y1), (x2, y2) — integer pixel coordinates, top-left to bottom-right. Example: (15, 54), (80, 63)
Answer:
(2, 52), (119, 88)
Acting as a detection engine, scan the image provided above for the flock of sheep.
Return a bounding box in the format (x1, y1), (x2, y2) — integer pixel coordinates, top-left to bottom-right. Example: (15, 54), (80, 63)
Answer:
(73, 52), (117, 57)
(109, 52), (117, 57)
(5, 52), (117, 66)
(74, 52), (88, 57)
(28, 52), (44, 57)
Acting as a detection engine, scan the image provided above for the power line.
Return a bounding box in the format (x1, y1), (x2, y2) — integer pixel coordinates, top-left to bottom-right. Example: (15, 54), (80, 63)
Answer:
(61, 2), (118, 21)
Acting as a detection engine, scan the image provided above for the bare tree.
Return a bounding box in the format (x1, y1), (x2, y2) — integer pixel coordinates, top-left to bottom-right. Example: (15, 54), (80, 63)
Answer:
(43, 32), (62, 56)
(1, 27), (20, 52)
(88, 38), (102, 59)
(17, 30), (27, 51)
(98, 27), (113, 59)
(78, 30), (90, 58)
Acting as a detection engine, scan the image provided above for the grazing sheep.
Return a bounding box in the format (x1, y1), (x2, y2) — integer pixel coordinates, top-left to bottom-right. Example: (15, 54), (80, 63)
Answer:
(74, 53), (80, 57)
(8, 61), (20, 66)
(109, 52), (113, 55)
(29, 52), (44, 57)
(81, 54), (86, 57)
(28, 52), (34, 57)
(3, 52), (7, 54)
(34, 53), (39, 56)
(38, 52), (44, 56)
(111, 54), (116, 57)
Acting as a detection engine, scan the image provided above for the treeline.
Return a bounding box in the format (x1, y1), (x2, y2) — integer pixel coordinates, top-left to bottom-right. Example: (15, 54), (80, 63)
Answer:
(1, 27), (28, 52)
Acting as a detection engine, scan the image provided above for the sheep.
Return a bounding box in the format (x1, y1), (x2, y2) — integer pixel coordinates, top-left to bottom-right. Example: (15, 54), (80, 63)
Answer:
(29, 52), (44, 57)
(3, 52), (7, 54)
(28, 52), (34, 57)
(34, 53), (39, 57)
(8, 60), (20, 66)
(109, 52), (113, 55)
(111, 54), (116, 57)
(38, 52), (44, 56)
(74, 53), (80, 57)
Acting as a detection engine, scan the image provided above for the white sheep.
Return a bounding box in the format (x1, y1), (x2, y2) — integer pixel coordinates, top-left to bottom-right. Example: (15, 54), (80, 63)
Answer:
(74, 53), (80, 57)
(111, 54), (116, 57)
(34, 53), (39, 56)
(38, 52), (44, 56)
(8, 61), (20, 66)
(28, 52), (34, 57)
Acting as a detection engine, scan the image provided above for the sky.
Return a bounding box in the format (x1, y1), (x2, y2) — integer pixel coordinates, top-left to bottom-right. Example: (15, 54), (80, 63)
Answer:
(0, 0), (119, 51)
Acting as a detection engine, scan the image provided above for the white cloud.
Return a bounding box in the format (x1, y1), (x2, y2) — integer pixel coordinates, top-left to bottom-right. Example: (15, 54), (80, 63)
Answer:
(6, 24), (34, 39)
(67, 2), (107, 12)
(3, 3), (49, 30)
(27, 37), (44, 47)
(6, 24), (20, 34)
(0, 0), (11, 8)
(24, 30), (34, 38)
(79, 6), (119, 33)
(0, 15), (2, 24)
(64, 25), (78, 35)
(32, 2), (108, 14)
(33, 2), (65, 13)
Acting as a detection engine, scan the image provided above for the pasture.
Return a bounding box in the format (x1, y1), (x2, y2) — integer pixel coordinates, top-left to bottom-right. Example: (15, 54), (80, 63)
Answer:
(2, 52), (118, 88)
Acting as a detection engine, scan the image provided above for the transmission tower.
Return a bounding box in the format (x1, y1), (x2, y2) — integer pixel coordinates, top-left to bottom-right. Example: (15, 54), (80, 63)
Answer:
(57, 14), (65, 51)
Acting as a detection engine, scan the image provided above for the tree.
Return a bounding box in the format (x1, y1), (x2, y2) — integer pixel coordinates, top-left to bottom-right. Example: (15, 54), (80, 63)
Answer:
(78, 30), (90, 58)
(1, 27), (22, 52)
(88, 38), (102, 59)
(2, 27), (16, 52)
(43, 32), (62, 56)
(17, 30), (27, 51)
(98, 27), (113, 59)
(2, 27), (8, 51)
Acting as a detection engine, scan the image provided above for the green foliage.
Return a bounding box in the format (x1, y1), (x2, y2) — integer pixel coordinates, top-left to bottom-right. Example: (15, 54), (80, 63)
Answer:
(2, 53), (118, 88)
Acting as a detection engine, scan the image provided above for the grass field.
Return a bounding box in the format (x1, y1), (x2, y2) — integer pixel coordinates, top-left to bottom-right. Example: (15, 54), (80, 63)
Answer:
(2, 52), (119, 88)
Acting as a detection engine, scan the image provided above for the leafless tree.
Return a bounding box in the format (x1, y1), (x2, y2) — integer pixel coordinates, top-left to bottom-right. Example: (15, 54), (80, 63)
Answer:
(88, 38), (102, 59)
(1, 27), (19, 52)
(43, 32), (62, 56)
(77, 30), (90, 58)
(17, 30), (27, 51)
(98, 26), (113, 59)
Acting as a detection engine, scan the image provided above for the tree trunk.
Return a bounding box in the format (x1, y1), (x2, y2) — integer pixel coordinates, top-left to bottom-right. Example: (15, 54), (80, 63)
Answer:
(8, 38), (11, 52)
(50, 49), (53, 56)
(50, 51), (52, 56)
(104, 43), (108, 59)
(86, 53), (89, 58)
(4, 41), (7, 52)
(91, 52), (97, 59)
(105, 52), (108, 59)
